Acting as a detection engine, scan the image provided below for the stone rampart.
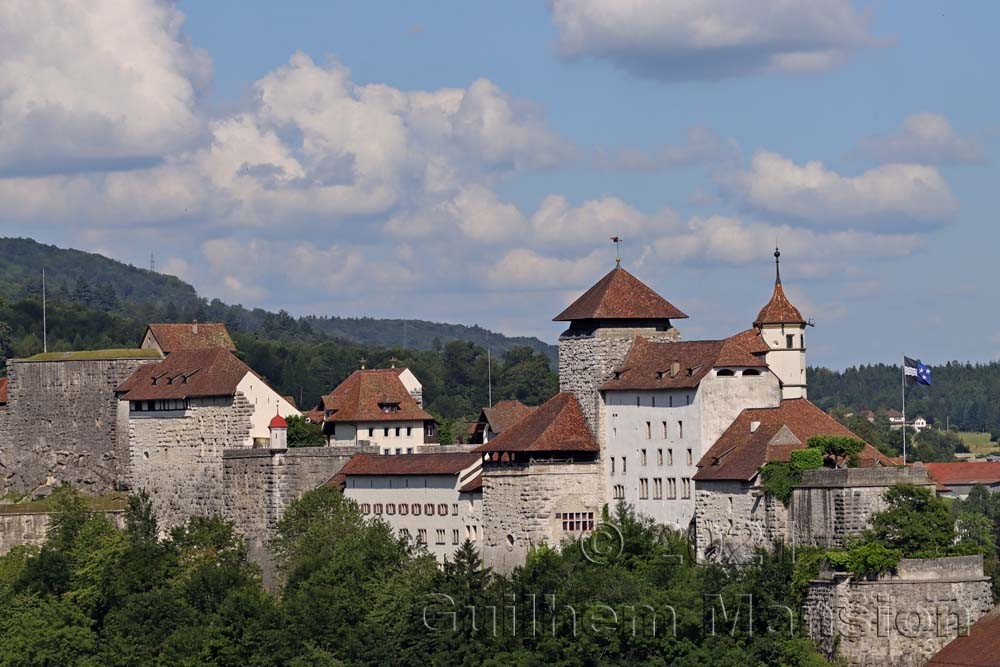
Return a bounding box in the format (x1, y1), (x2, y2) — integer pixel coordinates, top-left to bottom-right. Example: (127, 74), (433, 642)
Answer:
(481, 459), (604, 573)
(804, 555), (993, 666)
(0, 510), (127, 555)
(792, 467), (934, 549)
(0, 356), (157, 495)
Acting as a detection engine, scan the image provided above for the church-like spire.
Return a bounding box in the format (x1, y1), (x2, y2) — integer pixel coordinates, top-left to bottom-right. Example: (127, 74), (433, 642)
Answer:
(754, 247), (805, 326)
(774, 246), (781, 285)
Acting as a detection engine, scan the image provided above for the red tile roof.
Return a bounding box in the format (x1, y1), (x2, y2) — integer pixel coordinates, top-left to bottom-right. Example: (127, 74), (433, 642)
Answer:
(754, 281), (805, 326)
(924, 462), (1000, 488)
(145, 323), (236, 354)
(726, 328), (771, 356)
(553, 266), (687, 322)
(338, 452), (480, 477)
(268, 414), (288, 429)
(695, 398), (891, 481)
(474, 392), (598, 454)
(927, 608), (1000, 667)
(602, 335), (769, 391)
(458, 474), (483, 493)
(482, 400), (536, 434)
(0, 377), (7, 405)
(115, 347), (255, 401)
(318, 368), (433, 423)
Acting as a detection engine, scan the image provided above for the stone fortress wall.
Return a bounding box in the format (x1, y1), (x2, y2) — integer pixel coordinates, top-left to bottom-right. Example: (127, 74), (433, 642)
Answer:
(0, 510), (127, 555)
(804, 556), (994, 667)
(0, 356), (158, 496)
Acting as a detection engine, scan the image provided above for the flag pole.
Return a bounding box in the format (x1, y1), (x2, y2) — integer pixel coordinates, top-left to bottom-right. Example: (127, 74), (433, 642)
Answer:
(901, 355), (906, 466)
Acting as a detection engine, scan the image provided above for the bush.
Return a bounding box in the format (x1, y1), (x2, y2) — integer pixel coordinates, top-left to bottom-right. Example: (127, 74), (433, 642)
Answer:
(827, 542), (902, 579)
(790, 448), (824, 472)
(808, 435), (865, 467)
(287, 415), (326, 447)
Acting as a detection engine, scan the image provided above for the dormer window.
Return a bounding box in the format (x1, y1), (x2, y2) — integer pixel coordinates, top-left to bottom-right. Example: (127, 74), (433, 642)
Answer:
(379, 402), (400, 414)
(717, 369), (735, 377)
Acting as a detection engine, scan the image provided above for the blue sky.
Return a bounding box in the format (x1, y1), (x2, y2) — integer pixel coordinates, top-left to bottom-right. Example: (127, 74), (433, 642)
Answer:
(1, 1), (997, 368)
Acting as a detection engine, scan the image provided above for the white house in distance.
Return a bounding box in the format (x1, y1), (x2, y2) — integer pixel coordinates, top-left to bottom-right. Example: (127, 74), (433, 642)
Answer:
(337, 452), (482, 562)
(312, 367), (438, 454)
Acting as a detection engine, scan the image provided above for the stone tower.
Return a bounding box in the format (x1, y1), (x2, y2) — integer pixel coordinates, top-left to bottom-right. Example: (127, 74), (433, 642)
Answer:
(754, 248), (808, 399)
(554, 263), (685, 444)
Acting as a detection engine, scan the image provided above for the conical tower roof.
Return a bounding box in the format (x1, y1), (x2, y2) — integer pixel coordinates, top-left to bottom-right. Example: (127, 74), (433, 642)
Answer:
(754, 248), (805, 326)
(553, 266), (687, 322)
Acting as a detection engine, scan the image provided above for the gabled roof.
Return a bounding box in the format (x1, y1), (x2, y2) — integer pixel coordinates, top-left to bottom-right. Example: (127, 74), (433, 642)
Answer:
(115, 347), (254, 401)
(927, 607), (1000, 667)
(338, 453), (480, 477)
(754, 282), (805, 326)
(145, 323), (236, 354)
(0, 377), (7, 405)
(601, 335), (768, 391)
(458, 474), (483, 493)
(481, 400), (536, 434)
(318, 368), (433, 423)
(726, 328), (771, 356)
(553, 266), (687, 322)
(694, 398), (892, 482)
(474, 392), (598, 454)
(924, 462), (1000, 488)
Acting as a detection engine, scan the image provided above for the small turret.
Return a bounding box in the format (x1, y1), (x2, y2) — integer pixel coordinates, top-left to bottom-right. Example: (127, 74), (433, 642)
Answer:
(755, 248), (808, 399)
(268, 412), (288, 449)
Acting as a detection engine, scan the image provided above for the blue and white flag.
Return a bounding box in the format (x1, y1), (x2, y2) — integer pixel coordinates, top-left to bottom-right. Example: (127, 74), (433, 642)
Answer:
(904, 356), (932, 386)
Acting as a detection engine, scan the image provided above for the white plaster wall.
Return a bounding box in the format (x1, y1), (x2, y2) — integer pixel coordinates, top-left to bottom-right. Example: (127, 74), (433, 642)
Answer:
(603, 388), (699, 530)
(328, 420), (426, 453)
(396, 368), (424, 406)
(344, 466), (481, 562)
(698, 370), (782, 450)
(235, 373), (300, 445)
(760, 324), (807, 399)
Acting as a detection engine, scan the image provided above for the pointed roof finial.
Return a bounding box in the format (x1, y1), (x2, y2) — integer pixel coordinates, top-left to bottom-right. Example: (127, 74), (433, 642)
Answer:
(359, 356), (367, 370)
(773, 245), (781, 285)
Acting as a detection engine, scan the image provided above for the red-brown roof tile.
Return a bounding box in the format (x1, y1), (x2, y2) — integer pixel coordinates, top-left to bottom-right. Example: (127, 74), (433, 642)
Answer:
(726, 328), (771, 356)
(317, 368), (433, 423)
(0, 377), (7, 405)
(338, 452), (480, 477)
(694, 398), (890, 482)
(601, 336), (768, 391)
(458, 474), (483, 493)
(754, 282), (806, 326)
(145, 323), (236, 354)
(924, 462), (1000, 487)
(927, 607), (1000, 667)
(553, 266), (687, 322)
(115, 347), (255, 401)
(474, 392), (598, 454)
(482, 400), (536, 434)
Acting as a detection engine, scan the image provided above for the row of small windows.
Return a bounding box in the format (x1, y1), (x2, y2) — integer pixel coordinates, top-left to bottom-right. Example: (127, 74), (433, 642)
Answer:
(130, 399), (189, 412)
(613, 420), (684, 440)
(360, 502), (458, 516)
(556, 512), (595, 532)
(620, 477), (690, 500)
(399, 528), (464, 545)
(368, 426), (414, 438)
(609, 447), (691, 474)
(715, 369), (761, 377)
(382, 447), (416, 455)
(618, 394), (692, 408)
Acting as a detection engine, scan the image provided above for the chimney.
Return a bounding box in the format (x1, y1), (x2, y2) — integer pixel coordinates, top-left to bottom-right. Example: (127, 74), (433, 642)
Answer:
(670, 361), (680, 378)
(192, 320), (199, 335)
(750, 420), (761, 433)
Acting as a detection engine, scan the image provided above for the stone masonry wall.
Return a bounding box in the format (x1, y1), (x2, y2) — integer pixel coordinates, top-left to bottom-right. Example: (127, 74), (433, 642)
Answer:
(804, 556), (993, 666)
(694, 479), (787, 562)
(792, 467), (935, 549)
(222, 445), (373, 588)
(482, 460), (604, 573)
(0, 510), (126, 555)
(0, 357), (157, 495)
(126, 394), (253, 531)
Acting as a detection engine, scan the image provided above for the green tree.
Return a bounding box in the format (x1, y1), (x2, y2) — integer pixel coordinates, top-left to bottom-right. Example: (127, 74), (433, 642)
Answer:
(868, 484), (956, 557)
(287, 415), (326, 447)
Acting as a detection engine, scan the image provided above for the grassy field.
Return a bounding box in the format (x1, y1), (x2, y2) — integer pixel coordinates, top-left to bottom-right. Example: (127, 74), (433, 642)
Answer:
(957, 431), (997, 456)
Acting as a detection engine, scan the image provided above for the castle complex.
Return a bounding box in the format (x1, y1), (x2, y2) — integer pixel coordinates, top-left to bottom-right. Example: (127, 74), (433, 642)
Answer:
(0, 253), (993, 665)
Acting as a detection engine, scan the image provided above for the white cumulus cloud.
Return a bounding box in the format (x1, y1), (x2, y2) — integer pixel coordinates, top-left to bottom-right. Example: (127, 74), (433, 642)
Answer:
(856, 112), (987, 165)
(548, 0), (883, 81)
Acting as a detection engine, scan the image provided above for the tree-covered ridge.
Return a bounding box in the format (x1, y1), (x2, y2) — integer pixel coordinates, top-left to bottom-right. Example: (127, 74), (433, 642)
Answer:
(0, 237), (556, 361)
(810, 361), (1000, 435)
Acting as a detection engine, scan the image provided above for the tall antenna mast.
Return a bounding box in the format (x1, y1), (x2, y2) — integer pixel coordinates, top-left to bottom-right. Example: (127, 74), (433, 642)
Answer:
(149, 251), (156, 273)
(42, 269), (47, 353)
(487, 346), (492, 407)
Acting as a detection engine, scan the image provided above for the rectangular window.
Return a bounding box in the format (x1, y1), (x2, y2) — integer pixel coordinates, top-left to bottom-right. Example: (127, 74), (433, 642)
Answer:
(418, 529), (427, 544)
(669, 395), (673, 408)
(384, 427), (389, 437)
(395, 448), (401, 455)
(641, 449), (647, 466)
(639, 478), (648, 499)
(395, 427), (401, 436)
(452, 529), (460, 545)
(622, 457), (627, 474)
(653, 478), (662, 499)
(635, 396), (640, 407)
(399, 528), (410, 540)
(678, 421), (684, 439)
(800, 334), (804, 348)
(368, 428), (374, 437)
(645, 421), (651, 439)
(786, 334), (794, 349)
(662, 421), (668, 438)
(406, 448), (413, 454)
(452, 503), (458, 515)
(610, 457), (615, 474)
(657, 448), (663, 465)
(613, 484), (624, 500)
(558, 512), (595, 532)
(668, 478), (676, 499)
(682, 478), (691, 499)
(436, 529), (445, 545)
(652, 396), (656, 407)
(612, 427), (617, 439)
(686, 448), (693, 465)
(406, 427), (412, 436)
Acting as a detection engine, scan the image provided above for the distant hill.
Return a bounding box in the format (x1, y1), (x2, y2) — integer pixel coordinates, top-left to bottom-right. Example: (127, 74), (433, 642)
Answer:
(0, 237), (556, 361)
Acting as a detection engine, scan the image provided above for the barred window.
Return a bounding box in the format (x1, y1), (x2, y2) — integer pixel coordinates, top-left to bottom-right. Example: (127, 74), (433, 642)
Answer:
(424, 503), (434, 516)
(556, 512), (595, 532)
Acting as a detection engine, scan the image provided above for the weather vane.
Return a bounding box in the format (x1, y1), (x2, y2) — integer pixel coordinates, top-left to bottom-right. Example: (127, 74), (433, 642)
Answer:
(610, 236), (622, 267)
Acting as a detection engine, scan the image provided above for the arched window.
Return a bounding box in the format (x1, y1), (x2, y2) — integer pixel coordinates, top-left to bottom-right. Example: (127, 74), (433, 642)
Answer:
(742, 369), (761, 376)
(716, 369), (735, 377)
